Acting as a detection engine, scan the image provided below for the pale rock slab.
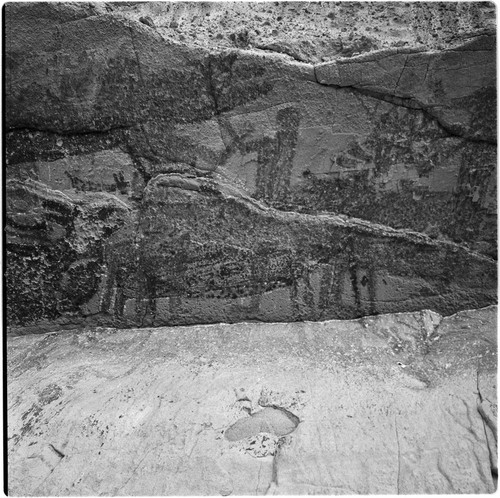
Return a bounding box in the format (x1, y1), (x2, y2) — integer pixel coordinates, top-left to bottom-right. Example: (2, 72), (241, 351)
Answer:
(7, 306), (497, 495)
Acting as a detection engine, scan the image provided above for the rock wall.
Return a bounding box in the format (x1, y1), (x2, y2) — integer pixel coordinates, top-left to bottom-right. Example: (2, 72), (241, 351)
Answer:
(5, 2), (497, 331)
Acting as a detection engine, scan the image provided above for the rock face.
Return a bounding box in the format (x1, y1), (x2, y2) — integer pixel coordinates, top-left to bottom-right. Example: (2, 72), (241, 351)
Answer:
(110, 2), (496, 62)
(315, 35), (496, 142)
(7, 306), (498, 495)
(5, 2), (497, 330)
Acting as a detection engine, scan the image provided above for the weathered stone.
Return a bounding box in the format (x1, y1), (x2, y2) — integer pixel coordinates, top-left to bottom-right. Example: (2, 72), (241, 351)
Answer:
(6, 4), (215, 132)
(90, 175), (495, 328)
(112, 2), (496, 63)
(7, 306), (497, 494)
(6, 179), (131, 326)
(315, 35), (496, 142)
(4, 2), (497, 330)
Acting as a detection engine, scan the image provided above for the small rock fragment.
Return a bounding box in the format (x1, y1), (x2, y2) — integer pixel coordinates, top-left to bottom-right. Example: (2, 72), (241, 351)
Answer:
(139, 16), (155, 28)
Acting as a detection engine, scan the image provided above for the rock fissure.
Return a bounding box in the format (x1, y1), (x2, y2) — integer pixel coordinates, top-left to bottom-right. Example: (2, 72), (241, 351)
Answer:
(206, 56), (221, 116)
(254, 44), (310, 64)
(394, 414), (402, 494)
(266, 439), (281, 495)
(477, 405), (498, 486)
(394, 55), (409, 93)
(48, 443), (65, 459)
(475, 362), (498, 487)
(6, 123), (136, 138)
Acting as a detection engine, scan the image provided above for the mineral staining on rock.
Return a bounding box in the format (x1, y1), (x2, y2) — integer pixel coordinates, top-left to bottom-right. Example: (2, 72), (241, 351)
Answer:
(98, 174), (495, 328)
(5, 178), (132, 325)
(5, 2), (497, 330)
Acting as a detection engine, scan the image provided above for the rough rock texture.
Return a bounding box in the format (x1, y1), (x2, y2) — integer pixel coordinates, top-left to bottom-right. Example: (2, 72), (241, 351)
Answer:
(315, 35), (496, 142)
(5, 2), (497, 330)
(7, 306), (497, 495)
(111, 2), (496, 62)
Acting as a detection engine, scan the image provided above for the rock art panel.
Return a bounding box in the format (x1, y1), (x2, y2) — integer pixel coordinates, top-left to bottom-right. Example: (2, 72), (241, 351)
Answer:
(93, 175), (495, 328)
(4, 2), (497, 330)
(216, 48), (496, 255)
(6, 179), (132, 326)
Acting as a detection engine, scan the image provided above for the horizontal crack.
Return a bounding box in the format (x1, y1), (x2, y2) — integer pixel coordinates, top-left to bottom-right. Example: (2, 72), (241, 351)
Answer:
(254, 44), (310, 64)
(6, 124), (136, 137)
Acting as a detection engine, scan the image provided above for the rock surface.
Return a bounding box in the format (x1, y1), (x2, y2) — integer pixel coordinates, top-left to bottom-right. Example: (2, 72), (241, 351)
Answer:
(5, 2), (497, 329)
(315, 34), (496, 142)
(111, 2), (496, 63)
(7, 306), (497, 495)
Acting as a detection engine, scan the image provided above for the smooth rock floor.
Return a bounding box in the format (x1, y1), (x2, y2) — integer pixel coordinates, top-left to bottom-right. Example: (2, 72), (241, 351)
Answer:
(7, 307), (497, 495)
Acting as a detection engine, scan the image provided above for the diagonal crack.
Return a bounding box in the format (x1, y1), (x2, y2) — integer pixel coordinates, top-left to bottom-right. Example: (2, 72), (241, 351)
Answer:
(127, 22), (157, 160)
(476, 362), (497, 439)
(32, 456), (65, 494)
(476, 362), (498, 488)
(313, 57), (495, 146)
(265, 439), (282, 495)
(206, 55), (220, 116)
(394, 55), (409, 93)
(116, 446), (154, 494)
(476, 362), (484, 404)
(48, 443), (65, 459)
(394, 414), (401, 494)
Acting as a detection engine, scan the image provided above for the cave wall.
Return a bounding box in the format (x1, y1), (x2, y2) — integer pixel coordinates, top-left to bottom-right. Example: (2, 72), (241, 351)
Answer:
(5, 2), (497, 331)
